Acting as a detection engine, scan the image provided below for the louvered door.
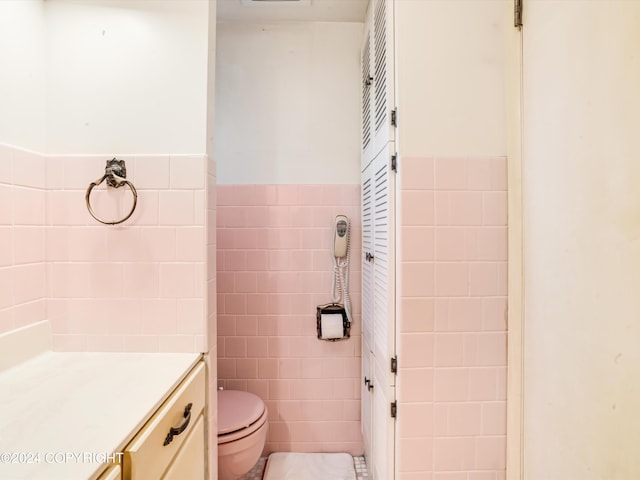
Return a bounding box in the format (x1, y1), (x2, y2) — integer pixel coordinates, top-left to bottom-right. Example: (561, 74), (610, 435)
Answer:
(372, 0), (395, 157)
(361, 145), (396, 480)
(361, 0), (374, 171)
(370, 144), (396, 480)
(361, 156), (375, 469)
(371, 145), (395, 389)
(362, 0), (395, 169)
(361, 1), (396, 477)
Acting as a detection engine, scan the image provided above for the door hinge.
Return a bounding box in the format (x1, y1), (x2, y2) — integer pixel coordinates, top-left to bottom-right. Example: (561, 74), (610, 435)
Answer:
(391, 154), (398, 172)
(390, 401), (397, 419)
(390, 355), (397, 374)
(514, 0), (522, 27)
(391, 108), (398, 127)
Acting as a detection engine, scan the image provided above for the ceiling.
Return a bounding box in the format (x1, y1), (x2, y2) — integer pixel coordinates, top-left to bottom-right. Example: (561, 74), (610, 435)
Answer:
(216, 0), (368, 23)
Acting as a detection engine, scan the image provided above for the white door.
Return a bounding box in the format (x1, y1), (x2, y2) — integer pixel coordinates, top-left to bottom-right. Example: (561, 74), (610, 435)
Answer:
(361, 2), (396, 474)
(370, 144), (396, 480)
(361, 143), (396, 479)
(361, 162), (374, 465)
(363, 0), (395, 168)
(372, 0), (395, 158)
(361, 0), (374, 171)
(521, 2), (640, 479)
(371, 144), (396, 391)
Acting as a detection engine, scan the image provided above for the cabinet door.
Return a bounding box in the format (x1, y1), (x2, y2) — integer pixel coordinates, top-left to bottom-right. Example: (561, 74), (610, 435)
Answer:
(362, 144), (396, 480)
(371, 145), (396, 390)
(362, 144), (396, 367)
(361, 0), (375, 171)
(124, 363), (206, 480)
(162, 414), (205, 480)
(371, 144), (396, 480)
(363, 0), (395, 171)
(372, 355), (395, 480)
(372, 0), (395, 157)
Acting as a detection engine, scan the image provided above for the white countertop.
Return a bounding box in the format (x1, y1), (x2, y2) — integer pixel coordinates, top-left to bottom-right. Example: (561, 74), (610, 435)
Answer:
(0, 351), (202, 480)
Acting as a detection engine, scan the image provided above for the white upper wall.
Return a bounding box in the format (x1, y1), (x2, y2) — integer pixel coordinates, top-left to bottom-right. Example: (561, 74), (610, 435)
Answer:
(395, 0), (507, 157)
(214, 21), (362, 184)
(0, 1), (47, 151)
(217, 0), (367, 23)
(45, 0), (210, 154)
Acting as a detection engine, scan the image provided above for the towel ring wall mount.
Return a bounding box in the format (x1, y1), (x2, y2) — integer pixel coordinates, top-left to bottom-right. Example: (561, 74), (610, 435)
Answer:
(85, 159), (138, 225)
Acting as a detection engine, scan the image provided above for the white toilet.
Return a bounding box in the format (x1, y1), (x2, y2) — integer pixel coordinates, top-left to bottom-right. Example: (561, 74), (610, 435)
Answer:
(217, 390), (268, 480)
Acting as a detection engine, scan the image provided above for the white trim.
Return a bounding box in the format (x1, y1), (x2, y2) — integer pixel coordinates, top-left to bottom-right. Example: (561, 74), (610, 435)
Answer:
(506, 3), (524, 479)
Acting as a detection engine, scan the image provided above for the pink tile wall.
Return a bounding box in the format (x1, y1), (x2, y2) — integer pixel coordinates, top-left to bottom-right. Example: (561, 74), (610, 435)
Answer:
(46, 154), (207, 352)
(217, 184), (362, 455)
(3, 142), (215, 476)
(397, 156), (507, 480)
(0, 144), (47, 334)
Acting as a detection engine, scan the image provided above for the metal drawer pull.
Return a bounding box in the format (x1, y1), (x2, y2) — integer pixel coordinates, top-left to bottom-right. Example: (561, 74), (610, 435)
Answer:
(163, 403), (193, 446)
(85, 158), (138, 225)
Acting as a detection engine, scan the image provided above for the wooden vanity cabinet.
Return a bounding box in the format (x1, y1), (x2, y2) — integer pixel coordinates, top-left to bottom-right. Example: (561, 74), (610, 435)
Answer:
(123, 361), (206, 480)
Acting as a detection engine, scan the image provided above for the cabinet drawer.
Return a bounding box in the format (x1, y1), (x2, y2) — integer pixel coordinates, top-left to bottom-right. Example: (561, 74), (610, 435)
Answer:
(124, 362), (206, 480)
(162, 413), (205, 480)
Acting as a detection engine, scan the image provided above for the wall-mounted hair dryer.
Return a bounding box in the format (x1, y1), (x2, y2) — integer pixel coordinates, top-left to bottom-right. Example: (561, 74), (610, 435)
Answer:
(333, 215), (349, 258)
(331, 215), (352, 324)
(317, 215), (352, 341)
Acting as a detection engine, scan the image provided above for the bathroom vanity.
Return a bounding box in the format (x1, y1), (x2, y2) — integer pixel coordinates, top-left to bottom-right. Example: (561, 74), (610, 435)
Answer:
(0, 346), (206, 480)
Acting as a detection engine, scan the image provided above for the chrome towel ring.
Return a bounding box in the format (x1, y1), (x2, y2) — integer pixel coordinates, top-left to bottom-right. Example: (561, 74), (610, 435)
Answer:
(85, 159), (138, 225)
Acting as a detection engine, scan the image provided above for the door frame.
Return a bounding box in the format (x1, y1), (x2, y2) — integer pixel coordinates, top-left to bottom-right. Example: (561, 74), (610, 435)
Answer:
(505, 2), (524, 479)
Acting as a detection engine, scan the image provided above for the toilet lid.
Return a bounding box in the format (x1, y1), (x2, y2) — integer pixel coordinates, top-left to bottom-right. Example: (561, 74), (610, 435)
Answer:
(218, 390), (265, 435)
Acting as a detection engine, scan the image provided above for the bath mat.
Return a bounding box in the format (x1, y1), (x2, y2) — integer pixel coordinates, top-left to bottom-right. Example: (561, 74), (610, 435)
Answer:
(263, 452), (356, 480)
